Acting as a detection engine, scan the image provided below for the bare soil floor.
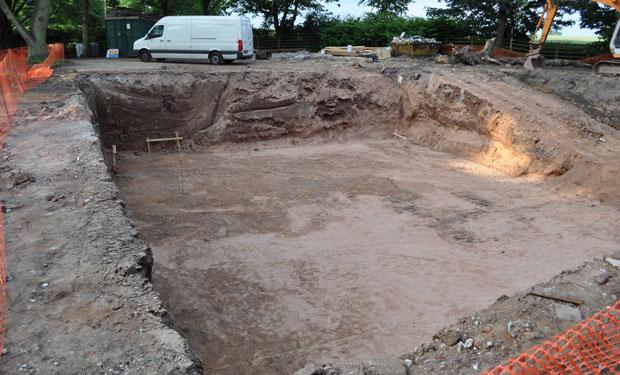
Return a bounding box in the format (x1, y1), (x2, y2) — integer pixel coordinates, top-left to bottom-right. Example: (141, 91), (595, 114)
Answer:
(4, 57), (619, 375)
(115, 139), (620, 375)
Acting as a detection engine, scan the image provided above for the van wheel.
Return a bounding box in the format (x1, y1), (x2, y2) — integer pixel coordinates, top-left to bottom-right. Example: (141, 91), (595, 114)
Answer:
(210, 52), (223, 65)
(139, 50), (152, 62)
(224, 59), (234, 64)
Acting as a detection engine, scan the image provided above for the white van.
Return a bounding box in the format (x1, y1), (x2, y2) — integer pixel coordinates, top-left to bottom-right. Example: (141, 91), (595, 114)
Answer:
(133, 16), (254, 64)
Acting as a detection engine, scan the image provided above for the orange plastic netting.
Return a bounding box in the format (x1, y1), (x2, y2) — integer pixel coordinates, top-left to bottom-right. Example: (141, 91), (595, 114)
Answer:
(0, 43), (64, 355)
(485, 300), (620, 374)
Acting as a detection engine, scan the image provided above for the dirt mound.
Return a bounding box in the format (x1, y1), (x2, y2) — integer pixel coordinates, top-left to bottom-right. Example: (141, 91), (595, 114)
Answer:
(507, 68), (620, 131)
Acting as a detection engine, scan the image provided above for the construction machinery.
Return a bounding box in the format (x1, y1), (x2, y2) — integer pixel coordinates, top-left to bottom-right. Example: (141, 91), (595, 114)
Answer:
(525, 0), (620, 74)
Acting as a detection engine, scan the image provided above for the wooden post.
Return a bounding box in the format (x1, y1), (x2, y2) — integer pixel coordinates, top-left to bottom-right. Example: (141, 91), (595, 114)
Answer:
(392, 131), (407, 140)
(112, 144), (117, 167)
(146, 133), (183, 154)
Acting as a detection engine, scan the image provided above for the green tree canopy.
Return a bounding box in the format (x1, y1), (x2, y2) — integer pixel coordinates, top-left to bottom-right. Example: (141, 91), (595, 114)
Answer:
(316, 12), (473, 47)
(358, 0), (413, 15)
(114, 0), (233, 15)
(427, 0), (575, 46)
(236, 0), (336, 41)
(563, 0), (618, 40)
(0, 0), (27, 48)
(0, 0), (52, 61)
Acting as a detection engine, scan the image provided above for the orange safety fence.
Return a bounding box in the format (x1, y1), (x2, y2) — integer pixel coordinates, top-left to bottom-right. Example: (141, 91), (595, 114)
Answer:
(491, 47), (526, 58)
(485, 299), (620, 374)
(0, 43), (64, 356)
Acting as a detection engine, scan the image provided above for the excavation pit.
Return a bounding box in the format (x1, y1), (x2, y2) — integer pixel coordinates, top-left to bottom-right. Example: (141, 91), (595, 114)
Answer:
(78, 68), (620, 375)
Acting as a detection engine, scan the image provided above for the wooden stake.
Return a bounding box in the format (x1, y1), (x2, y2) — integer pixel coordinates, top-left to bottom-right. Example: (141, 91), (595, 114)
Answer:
(112, 144), (117, 167)
(528, 291), (584, 306)
(146, 133), (183, 154)
(392, 131), (407, 141)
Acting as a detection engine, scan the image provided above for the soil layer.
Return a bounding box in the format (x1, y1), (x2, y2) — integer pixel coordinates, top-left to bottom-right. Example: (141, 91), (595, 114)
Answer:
(116, 140), (620, 374)
(2, 57), (619, 375)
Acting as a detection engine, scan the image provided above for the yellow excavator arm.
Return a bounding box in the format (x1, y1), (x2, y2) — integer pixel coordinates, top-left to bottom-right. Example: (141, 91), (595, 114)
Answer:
(525, 0), (620, 70)
(592, 0), (620, 12)
(532, 0), (561, 47)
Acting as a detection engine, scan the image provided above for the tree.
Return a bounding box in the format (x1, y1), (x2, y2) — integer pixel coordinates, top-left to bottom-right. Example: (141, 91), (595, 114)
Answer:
(563, 0), (618, 41)
(202, 0), (233, 15)
(0, 0), (27, 48)
(117, 0), (232, 15)
(0, 0), (52, 62)
(428, 0), (574, 47)
(237, 0), (336, 47)
(118, 0), (169, 14)
(46, 0), (105, 50)
(359, 0), (413, 15)
(82, 0), (90, 57)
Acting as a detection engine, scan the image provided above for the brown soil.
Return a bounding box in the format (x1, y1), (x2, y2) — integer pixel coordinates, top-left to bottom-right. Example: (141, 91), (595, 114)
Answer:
(115, 138), (619, 374)
(3, 57), (619, 375)
(77, 57), (620, 374)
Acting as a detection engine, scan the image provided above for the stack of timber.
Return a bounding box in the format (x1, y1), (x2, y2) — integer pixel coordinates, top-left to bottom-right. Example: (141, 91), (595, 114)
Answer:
(323, 46), (391, 59)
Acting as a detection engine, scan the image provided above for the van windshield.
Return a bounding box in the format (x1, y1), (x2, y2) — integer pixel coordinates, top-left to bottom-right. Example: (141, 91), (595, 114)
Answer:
(149, 25), (164, 39)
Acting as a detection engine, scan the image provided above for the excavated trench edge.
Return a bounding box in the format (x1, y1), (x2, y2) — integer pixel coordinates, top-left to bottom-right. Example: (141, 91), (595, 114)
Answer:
(75, 69), (616, 373)
(77, 69), (586, 180)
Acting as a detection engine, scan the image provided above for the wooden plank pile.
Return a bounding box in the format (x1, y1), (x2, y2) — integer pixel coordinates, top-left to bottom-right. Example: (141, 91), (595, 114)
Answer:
(323, 46), (391, 59)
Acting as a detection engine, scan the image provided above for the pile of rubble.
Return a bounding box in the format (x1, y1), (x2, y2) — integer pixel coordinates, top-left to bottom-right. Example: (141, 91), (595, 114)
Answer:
(391, 32), (438, 44)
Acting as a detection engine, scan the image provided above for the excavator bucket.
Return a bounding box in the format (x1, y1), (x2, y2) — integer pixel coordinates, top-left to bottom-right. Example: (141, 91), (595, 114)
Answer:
(524, 47), (544, 70)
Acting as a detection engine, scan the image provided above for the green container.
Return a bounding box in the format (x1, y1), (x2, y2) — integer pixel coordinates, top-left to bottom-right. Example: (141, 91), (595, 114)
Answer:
(106, 8), (159, 57)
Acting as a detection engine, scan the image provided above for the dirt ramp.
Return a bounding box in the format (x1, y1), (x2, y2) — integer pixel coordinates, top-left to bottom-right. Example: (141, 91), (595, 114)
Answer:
(397, 71), (620, 205)
(400, 74), (595, 177)
(401, 78), (535, 176)
(508, 69), (620, 131)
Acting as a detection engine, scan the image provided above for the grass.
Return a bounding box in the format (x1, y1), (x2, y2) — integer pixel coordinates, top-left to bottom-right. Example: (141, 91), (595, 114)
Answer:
(543, 35), (601, 44)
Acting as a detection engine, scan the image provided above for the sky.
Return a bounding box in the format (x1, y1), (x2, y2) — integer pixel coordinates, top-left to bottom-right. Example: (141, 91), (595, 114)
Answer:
(251, 0), (597, 37)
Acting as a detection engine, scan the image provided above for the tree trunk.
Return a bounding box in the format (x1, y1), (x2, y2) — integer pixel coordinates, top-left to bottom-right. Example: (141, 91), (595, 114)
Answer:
(495, 18), (506, 47)
(161, 0), (169, 15)
(27, 40), (48, 62)
(0, 0), (51, 63)
(494, 1), (508, 48)
(0, 9), (11, 48)
(27, 0), (51, 62)
(82, 0), (90, 57)
(273, 9), (281, 50)
(203, 0), (210, 15)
